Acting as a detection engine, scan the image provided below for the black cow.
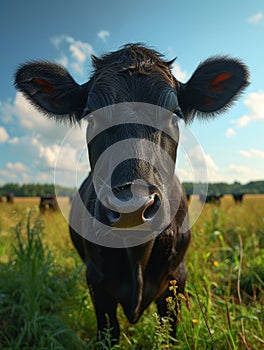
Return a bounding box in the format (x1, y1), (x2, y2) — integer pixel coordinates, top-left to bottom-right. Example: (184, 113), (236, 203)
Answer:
(15, 43), (249, 345)
(6, 193), (14, 204)
(39, 194), (58, 213)
(199, 194), (223, 205)
(232, 193), (244, 203)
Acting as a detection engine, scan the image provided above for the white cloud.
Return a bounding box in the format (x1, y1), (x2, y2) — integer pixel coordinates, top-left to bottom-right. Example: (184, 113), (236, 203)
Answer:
(57, 55), (69, 68)
(178, 145), (220, 182)
(172, 64), (187, 81)
(69, 40), (92, 63)
(235, 115), (251, 127)
(240, 148), (264, 159)
(204, 154), (218, 172)
(0, 91), (89, 185)
(38, 172), (52, 182)
(186, 145), (218, 173)
(50, 35), (64, 49)
(225, 128), (235, 137)
(248, 12), (263, 24)
(0, 126), (9, 143)
(14, 93), (48, 130)
(239, 150), (251, 158)
(5, 92), (86, 146)
(51, 35), (94, 77)
(38, 143), (60, 168)
(235, 91), (264, 127)
(0, 169), (17, 181)
(175, 167), (192, 182)
(229, 164), (253, 175)
(33, 138), (88, 186)
(35, 138), (87, 173)
(226, 162), (264, 183)
(0, 162), (28, 184)
(204, 154), (222, 182)
(251, 149), (264, 159)
(70, 45), (86, 63)
(179, 143), (262, 183)
(8, 137), (19, 144)
(6, 161), (28, 172)
(0, 31), (93, 186)
(98, 30), (110, 41)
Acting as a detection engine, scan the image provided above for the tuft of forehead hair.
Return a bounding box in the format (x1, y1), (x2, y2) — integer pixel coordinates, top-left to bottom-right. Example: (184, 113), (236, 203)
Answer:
(91, 43), (176, 81)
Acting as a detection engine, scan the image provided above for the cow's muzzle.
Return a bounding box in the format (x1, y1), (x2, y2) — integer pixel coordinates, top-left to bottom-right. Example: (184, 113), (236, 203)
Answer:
(105, 183), (161, 228)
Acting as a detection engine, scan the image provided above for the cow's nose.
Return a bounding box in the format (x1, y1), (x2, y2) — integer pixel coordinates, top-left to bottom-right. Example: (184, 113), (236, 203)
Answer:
(106, 185), (161, 228)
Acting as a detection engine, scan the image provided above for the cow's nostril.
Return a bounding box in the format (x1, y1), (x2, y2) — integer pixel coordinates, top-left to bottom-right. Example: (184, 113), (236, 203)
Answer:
(143, 194), (161, 221)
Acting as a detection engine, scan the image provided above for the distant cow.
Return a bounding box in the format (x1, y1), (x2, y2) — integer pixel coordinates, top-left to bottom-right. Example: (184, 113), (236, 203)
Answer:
(232, 193), (244, 204)
(199, 194), (223, 205)
(6, 193), (14, 204)
(15, 43), (249, 345)
(39, 195), (58, 213)
(186, 194), (191, 202)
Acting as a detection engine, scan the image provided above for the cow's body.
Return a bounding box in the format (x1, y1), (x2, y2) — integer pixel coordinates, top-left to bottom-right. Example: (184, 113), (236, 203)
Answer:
(70, 173), (190, 338)
(39, 194), (58, 213)
(14, 43), (249, 345)
(232, 193), (244, 203)
(200, 194), (223, 205)
(6, 193), (14, 204)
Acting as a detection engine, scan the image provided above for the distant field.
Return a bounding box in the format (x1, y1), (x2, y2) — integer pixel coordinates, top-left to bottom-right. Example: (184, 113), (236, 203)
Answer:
(0, 195), (263, 349)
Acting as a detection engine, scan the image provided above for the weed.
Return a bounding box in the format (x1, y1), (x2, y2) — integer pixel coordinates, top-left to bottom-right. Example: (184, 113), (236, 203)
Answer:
(0, 210), (85, 349)
(0, 195), (263, 349)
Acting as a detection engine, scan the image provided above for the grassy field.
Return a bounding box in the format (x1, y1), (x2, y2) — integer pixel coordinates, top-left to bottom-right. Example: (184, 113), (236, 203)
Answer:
(0, 195), (263, 349)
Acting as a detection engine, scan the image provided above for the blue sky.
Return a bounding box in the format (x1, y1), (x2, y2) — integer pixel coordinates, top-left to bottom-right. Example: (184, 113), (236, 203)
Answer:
(0, 0), (263, 186)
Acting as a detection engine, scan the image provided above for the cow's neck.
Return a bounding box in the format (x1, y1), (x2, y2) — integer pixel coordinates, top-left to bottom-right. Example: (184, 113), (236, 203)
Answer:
(126, 239), (156, 274)
(121, 239), (156, 322)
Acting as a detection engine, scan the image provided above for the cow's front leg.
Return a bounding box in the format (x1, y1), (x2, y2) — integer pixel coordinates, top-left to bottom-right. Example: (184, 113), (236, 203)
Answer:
(87, 279), (119, 346)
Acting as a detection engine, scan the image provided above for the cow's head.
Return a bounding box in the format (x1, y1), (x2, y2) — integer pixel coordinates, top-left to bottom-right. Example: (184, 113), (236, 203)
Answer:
(15, 44), (249, 232)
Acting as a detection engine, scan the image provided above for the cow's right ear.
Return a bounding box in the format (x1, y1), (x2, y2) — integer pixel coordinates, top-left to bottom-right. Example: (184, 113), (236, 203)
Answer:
(14, 61), (88, 123)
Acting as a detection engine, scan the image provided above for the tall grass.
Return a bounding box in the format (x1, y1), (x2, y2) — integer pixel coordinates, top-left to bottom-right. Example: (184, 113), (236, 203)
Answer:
(0, 210), (86, 349)
(0, 196), (263, 349)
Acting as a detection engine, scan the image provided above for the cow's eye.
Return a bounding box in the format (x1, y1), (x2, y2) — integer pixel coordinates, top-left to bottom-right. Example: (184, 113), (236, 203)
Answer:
(171, 113), (179, 127)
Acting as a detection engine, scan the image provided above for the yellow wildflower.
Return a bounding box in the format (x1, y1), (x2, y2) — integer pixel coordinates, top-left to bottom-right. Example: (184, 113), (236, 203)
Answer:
(166, 296), (173, 303)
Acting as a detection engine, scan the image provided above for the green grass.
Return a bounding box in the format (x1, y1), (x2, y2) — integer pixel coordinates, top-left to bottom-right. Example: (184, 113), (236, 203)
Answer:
(0, 195), (263, 349)
(0, 210), (86, 349)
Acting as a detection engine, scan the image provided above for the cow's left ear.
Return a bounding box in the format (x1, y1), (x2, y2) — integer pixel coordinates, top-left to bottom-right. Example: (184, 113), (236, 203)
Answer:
(177, 56), (249, 120)
(14, 61), (88, 123)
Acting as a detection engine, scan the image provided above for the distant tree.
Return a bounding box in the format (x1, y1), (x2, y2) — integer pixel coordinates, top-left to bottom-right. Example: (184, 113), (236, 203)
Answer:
(0, 181), (263, 197)
(244, 181), (264, 194)
(0, 183), (21, 196)
(182, 181), (264, 195)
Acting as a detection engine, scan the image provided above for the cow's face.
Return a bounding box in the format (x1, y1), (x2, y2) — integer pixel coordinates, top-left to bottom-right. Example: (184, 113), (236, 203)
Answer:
(15, 44), (249, 231)
(82, 64), (183, 228)
(84, 105), (180, 229)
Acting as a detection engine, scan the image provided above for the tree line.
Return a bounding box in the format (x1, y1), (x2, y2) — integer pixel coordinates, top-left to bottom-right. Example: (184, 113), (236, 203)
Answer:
(183, 180), (264, 195)
(0, 183), (76, 197)
(0, 181), (264, 198)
